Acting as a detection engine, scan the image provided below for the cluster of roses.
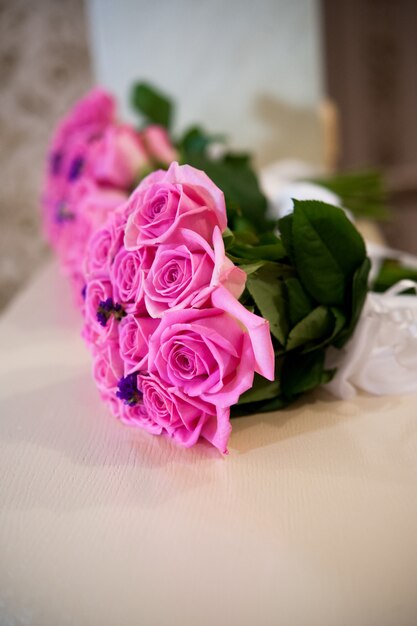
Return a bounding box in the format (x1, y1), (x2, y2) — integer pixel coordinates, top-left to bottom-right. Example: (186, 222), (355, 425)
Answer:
(81, 162), (275, 452)
(42, 88), (177, 303)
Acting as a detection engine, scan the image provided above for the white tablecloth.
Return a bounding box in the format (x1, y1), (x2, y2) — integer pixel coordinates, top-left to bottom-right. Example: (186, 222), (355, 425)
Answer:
(1, 261), (417, 626)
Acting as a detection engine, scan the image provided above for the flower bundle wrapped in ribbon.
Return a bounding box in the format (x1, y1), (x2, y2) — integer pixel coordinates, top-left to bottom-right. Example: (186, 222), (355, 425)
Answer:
(41, 83), (380, 452)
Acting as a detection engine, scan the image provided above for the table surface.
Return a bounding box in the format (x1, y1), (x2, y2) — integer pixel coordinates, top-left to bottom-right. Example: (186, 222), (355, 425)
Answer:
(1, 261), (417, 626)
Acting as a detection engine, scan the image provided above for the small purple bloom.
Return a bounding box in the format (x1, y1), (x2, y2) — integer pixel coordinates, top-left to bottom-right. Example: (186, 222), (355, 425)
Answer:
(81, 285), (87, 301)
(68, 156), (84, 182)
(116, 373), (142, 406)
(96, 298), (126, 326)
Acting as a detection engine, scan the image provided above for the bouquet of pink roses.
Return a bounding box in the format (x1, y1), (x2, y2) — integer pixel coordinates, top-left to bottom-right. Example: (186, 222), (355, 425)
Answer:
(82, 162), (275, 452)
(42, 82), (373, 453)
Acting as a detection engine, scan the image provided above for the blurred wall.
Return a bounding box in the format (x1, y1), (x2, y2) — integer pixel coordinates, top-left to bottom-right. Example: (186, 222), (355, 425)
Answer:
(88, 0), (325, 166)
(0, 0), (92, 311)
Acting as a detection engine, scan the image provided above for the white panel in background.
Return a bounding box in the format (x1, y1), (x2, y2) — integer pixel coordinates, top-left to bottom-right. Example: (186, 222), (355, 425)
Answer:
(87, 0), (324, 165)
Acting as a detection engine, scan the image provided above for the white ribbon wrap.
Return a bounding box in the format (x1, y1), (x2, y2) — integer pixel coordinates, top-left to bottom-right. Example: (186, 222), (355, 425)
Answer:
(325, 280), (417, 399)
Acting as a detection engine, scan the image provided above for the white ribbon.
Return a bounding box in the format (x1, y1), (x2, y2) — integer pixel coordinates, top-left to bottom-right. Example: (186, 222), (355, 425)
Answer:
(325, 280), (417, 399)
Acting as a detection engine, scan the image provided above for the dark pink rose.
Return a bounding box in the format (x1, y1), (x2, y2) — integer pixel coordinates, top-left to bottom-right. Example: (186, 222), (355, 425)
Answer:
(147, 304), (274, 408)
(139, 373), (231, 452)
(143, 226), (246, 317)
(142, 125), (178, 166)
(119, 315), (159, 374)
(124, 162), (227, 248)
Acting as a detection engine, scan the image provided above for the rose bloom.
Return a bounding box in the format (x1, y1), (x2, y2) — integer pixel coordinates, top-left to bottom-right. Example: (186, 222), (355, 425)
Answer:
(88, 124), (151, 189)
(147, 294), (274, 408)
(143, 226), (246, 317)
(58, 179), (126, 281)
(92, 343), (124, 395)
(142, 125), (178, 166)
(124, 162), (227, 248)
(111, 246), (154, 314)
(119, 315), (159, 374)
(83, 278), (123, 346)
(139, 373), (231, 452)
(119, 401), (163, 436)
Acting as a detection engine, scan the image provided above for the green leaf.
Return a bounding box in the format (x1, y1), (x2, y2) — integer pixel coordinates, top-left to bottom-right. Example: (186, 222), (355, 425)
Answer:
(237, 260), (268, 275)
(292, 200), (367, 306)
(278, 213), (294, 260)
(285, 277), (315, 326)
(281, 350), (328, 398)
(302, 306), (346, 353)
(311, 170), (389, 221)
(246, 263), (289, 345)
(222, 227), (235, 250)
(229, 241), (287, 262)
(237, 373), (281, 405)
(286, 306), (333, 351)
(334, 256), (371, 348)
(131, 82), (173, 129)
(372, 259), (417, 292)
(179, 125), (224, 156)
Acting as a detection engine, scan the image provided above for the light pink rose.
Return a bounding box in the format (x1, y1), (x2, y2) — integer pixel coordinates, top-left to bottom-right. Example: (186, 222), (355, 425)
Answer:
(92, 343), (124, 394)
(89, 124), (150, 188)
(143, 226), (246, 317)
(147, 305), (274, 408)
(124, 162), (227, 248)
(139, 373), (231, 452)
(142, 125), (178, 166)
(119, 315), (159, 374)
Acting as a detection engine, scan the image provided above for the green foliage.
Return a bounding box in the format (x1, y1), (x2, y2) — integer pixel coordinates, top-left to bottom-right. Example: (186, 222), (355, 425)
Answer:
(131, 82), (173, 129)
(311, 170), (389, 220)
(233, 200), (370, 416)
(290, 199), (366, 306)
(372, 259), (417, 293)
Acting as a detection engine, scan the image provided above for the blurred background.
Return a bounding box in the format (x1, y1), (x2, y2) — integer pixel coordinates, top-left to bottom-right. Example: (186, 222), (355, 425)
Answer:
(0, 0), (416, 311)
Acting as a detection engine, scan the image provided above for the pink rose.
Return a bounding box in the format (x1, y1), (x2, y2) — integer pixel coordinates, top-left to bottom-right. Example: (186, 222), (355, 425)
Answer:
(119, 401), (163, 435)
(142, 125), (178, 166)
(147, 305), (274, 408)
(111, 246), (154, 313)
(92, 343), (124, 394)
(89, 124), (151, 189)
(84, 278), (125, 345)
(144, 226), (246, 317)
(52, 88), (115, 148)
(124, 162), (227, 248)
(139, 373), (231, 452)
(63, 181), (126, 283)
(84, 221), (123, 280)
(119, 315), (159, 374)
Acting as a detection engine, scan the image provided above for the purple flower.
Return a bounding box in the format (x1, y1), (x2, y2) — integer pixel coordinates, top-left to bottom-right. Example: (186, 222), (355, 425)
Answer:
(96, 297), (126, 327)
(116, 373), (142, 406)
